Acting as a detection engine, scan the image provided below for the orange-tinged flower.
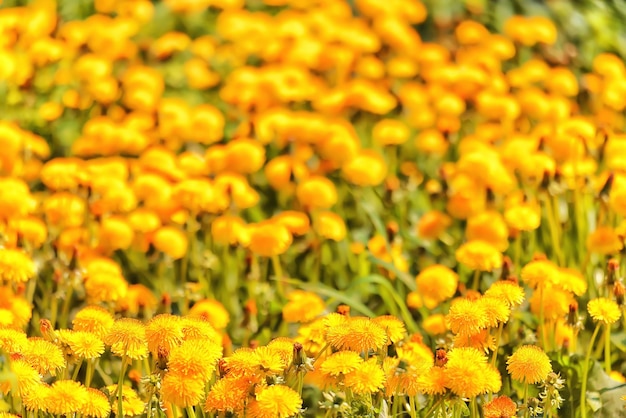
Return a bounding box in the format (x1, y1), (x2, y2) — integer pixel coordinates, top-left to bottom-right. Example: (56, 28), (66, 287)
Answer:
(45, 380), (89, 416)
(484, 280), (526, 307)
(326, 316), (387, 353)
(313, 211), (346, 241)
(296, 176), (337, 209)
(283, 291), (325, 323)
(23, 338), (65, 376)
(83, 388), (111, 418)
(483, 395), (517, 418)
(342, 150), (387, 186)
(168, 339), (222, 380)
(466, 211), (509, 251)
(507, 345), (552, 384)
(247, 385), (302, 418)
(72, 305), (114, 338)
(372, 315), (406, 344)
(204, 375), (250, 414)
(248, 221), (292, 257)
(455, 240), (503, 272)
(274, 211), (310, 236)
(444, 347), (500, 397)
(104, 318), (148, 360)
(423, 314), (448, 335)
(372, 119), (410, 145)
(152, 226), (188, 259)
(587, 226), (623, 255)
(446, 298), (488, 336)
(145, 314), (184, 356)
(189, 299), (230, 330)
(416, 264), (458, 309)
(344, 358), (386, 395)
(416, 210), (452, 240)
(161, 370), (205, 408)
(416, 366), (447, 395)
(319, 351), (363, 377)
(0, 249), (35, 284)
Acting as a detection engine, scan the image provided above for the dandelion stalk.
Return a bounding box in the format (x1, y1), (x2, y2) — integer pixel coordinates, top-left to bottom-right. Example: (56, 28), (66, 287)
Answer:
(271, 254), (286, 299)
(604, 323), (612, 373)
(581, 323), (602, 418)
(408, 396), (417, 418)
(85, 358), (95, 388)
(491, 322), (504, 366)
(117, 356), (129, 418)
(186, 406), (197, 418)
(71, 359), (83, 380)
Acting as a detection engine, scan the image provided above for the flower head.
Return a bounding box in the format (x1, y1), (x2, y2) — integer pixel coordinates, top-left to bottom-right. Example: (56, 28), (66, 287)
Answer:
(204, 375), (250, 415)
(83, 388), (112, 418)
(23, 338), (65, 376)
(104, 318), (148, 360)
(415, 264), (458, 308)
(446, 298), (488, 336)
(588, 298), (622, 325)
(72, 305), (114, 338)
(319, 351), (363, 377)
(45, 380), (89, 415)
(247, 385), (302, 418)
(161, 370), (205, 408)
(483, 395), (517, 418)
(145, 314), (184, 356)
(455, 240), (503, 272)
(344, 358), (386, 395)
(326, 316), (387, 353)
(507, 345), (552, 384)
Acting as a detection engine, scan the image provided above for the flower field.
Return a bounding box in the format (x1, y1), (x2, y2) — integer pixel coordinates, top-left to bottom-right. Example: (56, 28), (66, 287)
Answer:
(0, 0), (626, 417)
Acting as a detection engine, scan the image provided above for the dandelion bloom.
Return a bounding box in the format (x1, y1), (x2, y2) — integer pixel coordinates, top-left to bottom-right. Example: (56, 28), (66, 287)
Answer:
(83, 388), (111, 418)
(23, 338), (65, 376)
(507, 345), (552, 384)
(455, 240), (503, 272)
(372, 315), (406, 344)
(296, 176), (337, 209)
(476, 296), (511, 327)
(248, 221), (293, 257)
(22, 382), (51, 413)
(106, 385), (145, 416)
(72, 306), (115, 338)
(45, 380), (89, 416)
(416, 210), (452, 240)
(313, 211), (346, 241)
(168, 339), (222, 380)
(319, 351), (364, 377)
(587, 226), (623, 255)
(59, 330), (105, 360)
(423, 314), (448, 335)
(104, 318), (149, 360)
(0, 249), (35, 283)
(152, 226), (188, 259)
(483, 395), (517, 418)
(444, 347), (500, 397)
(344, 358), (386, 395)
(189, 299), (230, 330)
(1, 359), (40, 396)
(416, 366), (447, 395)
(588, 298), (622, 325)
(282, 291), (325, 323)
(521, 259), (559, 289)
(446, 298), (488, 336)
(415, 264), (458, 308)
(484, 280), (525, 307)
(247, 385), (302, 418)
(204, 376), (250, 415)
(145, 314), (184, 356)
(326, 316), (387, 353)
(161, 370), (206, 408)
(0, 328), (28, 355)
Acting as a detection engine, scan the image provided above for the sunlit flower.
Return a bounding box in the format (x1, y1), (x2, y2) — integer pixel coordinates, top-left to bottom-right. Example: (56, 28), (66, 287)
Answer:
(483, 395), (517, 418)
(104, 318), (149, 360)
(161, 370), (205, 408)
(319, 351), (363, 377)
(344, 358), (386, 395)
(45, 380), (89, 416)
(455, 240), (503, 272)
(507, 345), (552, 384)
(588, 298), (622, 325)
(247, 385), (302, 418)
(72, 305), (115, 338)
(415, 264), (458, 308)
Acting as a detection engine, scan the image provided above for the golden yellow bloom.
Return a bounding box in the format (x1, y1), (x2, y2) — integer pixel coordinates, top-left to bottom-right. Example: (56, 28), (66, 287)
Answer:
(313, 211), (347, 241)
(1, 359), (40, 396)
(247, 385), (302, 418)
(282, 291), (325, 323)
(521, 259), (559, 289)
(296, 176), (337, 209)
(416, 366), (447, 395)
(446, 298), (488, 336)
(189, 299), (230, 330)
(22, 382), (51, 413)
(45, 380), (89, 416)
(466, 210), (509, 251)
(372, 315), (406, 344)
(326, 316), (387, 353)
(415, 264), (458, 308)
(342, 150), (387, 186)
(444, 347), (500, 397)
(319, 351), (363, 377)
(587, 226), (623, 255)
(423, 314), (448, 335)
(476, 296), (511, 327)
(73, 305), (115, 338)
(204, 375), (250, 415)
(507, 345), (552, 384)
(0, 328), (28, 354)
(83, 388), (112, 418)
(274, 211), (310, 236)
(416, 210), (452, 240)
(248, 221), (293, 257)
(588, 298), (622, 325)
(152, 226), (188, 259)
(455, 240), (503, 272)
(344, 358), (386, 395)
(168, 339), (222, 380)
(106, 385), (145, 416)
(104, 318), (149, 360)
(161, 370), (205, 408)
(483, 395), (517, 418)
(84, 271), (128, 304)
(484, 280), (526, 307)
(145, 314), (184, 356)
(23, 338), (65, 376)
(0, 249), (35, 283)
(61, 330), (105, 360)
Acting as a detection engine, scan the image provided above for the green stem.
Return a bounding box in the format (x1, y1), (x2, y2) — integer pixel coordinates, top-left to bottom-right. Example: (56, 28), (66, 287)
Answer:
(59, 284), (74, 329)
(271, 254), (286, 299)
(409, 396), (417, 418)
(186, 407), (197, 418)
(471, 270), (480, 291)
(539, 286), (547, 350)
(491, 322), (504, 367)
(85, 359), (95, 388)
(604, 324), (612, 374)
(523, 383), (530, 418)
(581, 323), (602, 418)
(117, 357), (128, 418)
(71, 359), (83, 381)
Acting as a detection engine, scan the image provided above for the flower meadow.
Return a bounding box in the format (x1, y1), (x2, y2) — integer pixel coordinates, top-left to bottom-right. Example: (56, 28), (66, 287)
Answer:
(1, 0), (626, 417)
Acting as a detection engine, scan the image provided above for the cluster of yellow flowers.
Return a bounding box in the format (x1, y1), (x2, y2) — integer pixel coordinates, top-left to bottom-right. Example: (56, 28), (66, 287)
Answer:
(0, 0), (625, 416)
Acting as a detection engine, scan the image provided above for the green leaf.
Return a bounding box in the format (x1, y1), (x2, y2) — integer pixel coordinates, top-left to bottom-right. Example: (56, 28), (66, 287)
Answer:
(366, 252), (416, 291)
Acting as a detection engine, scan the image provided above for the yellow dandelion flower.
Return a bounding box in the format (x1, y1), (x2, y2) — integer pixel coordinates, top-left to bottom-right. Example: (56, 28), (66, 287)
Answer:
(415, 264), (459, 308)
(23, 338), (66, 376)
(145, 314), (184, 356)
(266, 337), (296, 366)
(104, 318), (148, 360)
(416, 366), (447, 395)
(0, 414), (20, 418)
(181, 316), (222, 344)
(247, 385), (302, 418)
(22, 382), (51, 413)
(484, 280), (525, 307)
(326, 316), (387, 353)
(477, 296), (511, 327)
(161, 370), (205, 408)
(529, 284), (572, 320)
(372, 315), (406, 344)
(253, 346), (287, 376)
(84, 272), (128, 303)
(423, 314), (448, 335)
(444, 347), (490, 398)
(557, 268), (588, 296)
(0, 328), (28, 354)
(1, 359), (40, 396)
(295, 318), (326, 356)
(507, 345), (552, 384)
(521, 259), (559, 289)
(396, 338), (435, 368)
(61, 330), (105, 359)
(483, 395), (517, 418)
(455, 240), (503, 272)
(587, 226), (623, 255)
(189, 299), (230, 329)
(72, 305), (115, 338)
(446, 298), (489, 336)
(344, 358), (386, 395)
(168, 339), (222, 380)
(0, 249), (35, 283)
(453, 328), (497, 353)
(204, 375), (250, 415)
(106, 385), (145, 416)
(46, 380), (89, 415)
(83, 388), (112, 418)
(282, 291), (326, 323)
(319, 351), (363, 377)
(588, 298), (622, 325)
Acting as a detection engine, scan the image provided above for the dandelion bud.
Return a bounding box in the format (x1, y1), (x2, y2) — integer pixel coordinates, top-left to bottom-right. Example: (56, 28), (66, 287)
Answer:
(336, 305), (350, 316)
(606, 258), (620, 286)
(614, 281), (625, 306)
(40, 319), (58, 342)
(217, 358), (228, 378)
(128, 369), (142, 384)
(435, 348), (448, 367)
(292, 342), (307, 368)
(567, 302), (578, 327)
(249, 340), (259, 349)
(600, 172), (614, 200)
